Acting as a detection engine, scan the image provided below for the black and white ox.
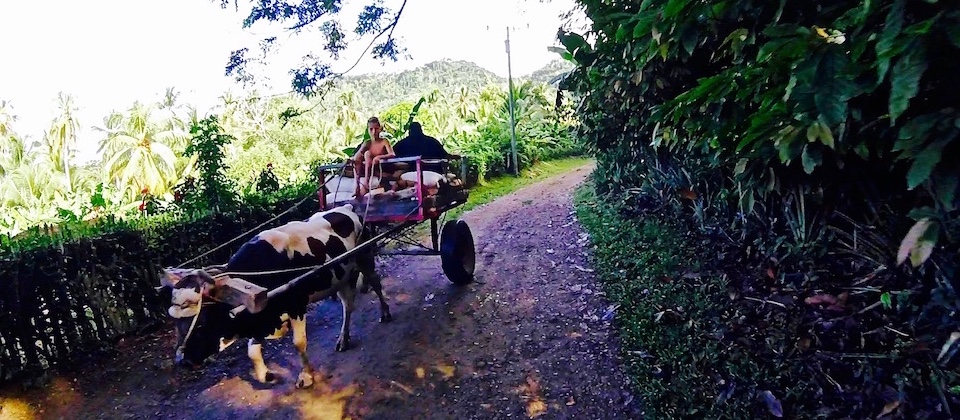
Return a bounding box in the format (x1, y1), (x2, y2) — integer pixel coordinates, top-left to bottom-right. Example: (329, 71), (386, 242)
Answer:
(156, 204), (392, 388)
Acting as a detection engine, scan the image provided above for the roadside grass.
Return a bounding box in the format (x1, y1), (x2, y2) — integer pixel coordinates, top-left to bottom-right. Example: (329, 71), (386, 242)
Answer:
(574, 180), (813, 419)
(405, 156), (591, 243)
(446, 156), (592, 219)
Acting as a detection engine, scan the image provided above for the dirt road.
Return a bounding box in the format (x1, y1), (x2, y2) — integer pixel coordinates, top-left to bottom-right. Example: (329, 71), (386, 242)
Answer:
(1, 161), (642, 419)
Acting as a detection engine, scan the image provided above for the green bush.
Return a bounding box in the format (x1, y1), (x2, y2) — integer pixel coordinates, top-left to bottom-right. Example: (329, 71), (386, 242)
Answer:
(0, 180), (320, 383)
(561, 0), (958, 261)
(577, 181), (960, 418)
(564, 0), (959, 417)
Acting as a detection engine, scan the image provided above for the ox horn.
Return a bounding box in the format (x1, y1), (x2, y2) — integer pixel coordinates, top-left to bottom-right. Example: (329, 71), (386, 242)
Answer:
(203, 264), (227, 276)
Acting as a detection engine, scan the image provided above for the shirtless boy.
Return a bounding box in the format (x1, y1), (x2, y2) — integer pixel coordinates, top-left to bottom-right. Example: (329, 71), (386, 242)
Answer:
(353, 116), (395, 196)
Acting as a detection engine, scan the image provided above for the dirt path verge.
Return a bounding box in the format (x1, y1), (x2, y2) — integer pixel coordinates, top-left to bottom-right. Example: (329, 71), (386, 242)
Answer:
(1, 161), (642, 419)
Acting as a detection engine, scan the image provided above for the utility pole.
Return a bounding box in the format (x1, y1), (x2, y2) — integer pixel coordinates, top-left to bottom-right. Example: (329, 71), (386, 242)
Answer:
(505, 26), (519, 176)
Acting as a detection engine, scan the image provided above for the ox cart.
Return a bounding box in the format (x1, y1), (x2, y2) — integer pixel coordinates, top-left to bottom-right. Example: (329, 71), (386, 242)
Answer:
(215, 155), (477, 316)
(159, 155), (477, 382)
(316, 155), (476, 285)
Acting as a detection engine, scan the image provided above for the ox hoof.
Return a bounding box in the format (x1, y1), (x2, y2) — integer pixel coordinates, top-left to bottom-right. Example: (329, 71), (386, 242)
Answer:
(336, 338), (350, 352)
(296, 372), (315, 389)
(380, 313), (393, 323)
(252, 370), (279, 384)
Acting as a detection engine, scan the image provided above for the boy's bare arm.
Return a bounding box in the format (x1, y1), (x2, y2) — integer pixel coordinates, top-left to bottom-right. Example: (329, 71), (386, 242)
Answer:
(352, 141), (370, 160)
(383, 140), (396, 158)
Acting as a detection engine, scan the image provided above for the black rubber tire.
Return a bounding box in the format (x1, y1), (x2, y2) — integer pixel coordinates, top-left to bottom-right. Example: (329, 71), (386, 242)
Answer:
(440, 219), (476, 285)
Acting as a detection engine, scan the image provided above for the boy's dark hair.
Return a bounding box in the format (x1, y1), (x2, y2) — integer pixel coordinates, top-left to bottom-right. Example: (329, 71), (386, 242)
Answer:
(367, 116), (380, 125)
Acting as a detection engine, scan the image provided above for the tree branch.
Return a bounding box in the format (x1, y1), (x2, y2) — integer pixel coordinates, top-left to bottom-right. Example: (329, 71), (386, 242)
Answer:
(334, 0), (409, 77)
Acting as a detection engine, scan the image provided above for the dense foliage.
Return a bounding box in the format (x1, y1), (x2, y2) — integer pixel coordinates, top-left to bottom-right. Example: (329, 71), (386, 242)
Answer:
(0, 60), (577, 239)
(0, 186), (321, 384)
(181, 115), (240, 214)
(564, 0), (958, 417)
(0, 56), (583, 384)
(221, 0), (410, 96)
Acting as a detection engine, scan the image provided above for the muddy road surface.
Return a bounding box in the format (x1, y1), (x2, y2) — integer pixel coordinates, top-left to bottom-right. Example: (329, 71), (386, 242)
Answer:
(1, 161), (642, 419)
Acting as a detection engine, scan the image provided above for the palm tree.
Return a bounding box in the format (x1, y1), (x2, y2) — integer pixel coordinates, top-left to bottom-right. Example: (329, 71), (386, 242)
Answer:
(422, 89), (459, 141)
(477, 84), (506, 122)
(334, 90), (362, 145)
(0, 99), (16, 138)
(96, 102), (185, 200)
(157, 87), (191, 149)
(0, 100), (24, 177)
(0, 155), (63, 217)
(46, 93), (80, 192)
(453, 87), (478, 122)
(0, 135), (25, 179)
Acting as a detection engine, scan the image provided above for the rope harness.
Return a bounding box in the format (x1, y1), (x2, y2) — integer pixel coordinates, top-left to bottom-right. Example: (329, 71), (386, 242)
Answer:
(175, 291), (209, 363)
(175, 164), (348, 269)
(170, 157), (427, 327)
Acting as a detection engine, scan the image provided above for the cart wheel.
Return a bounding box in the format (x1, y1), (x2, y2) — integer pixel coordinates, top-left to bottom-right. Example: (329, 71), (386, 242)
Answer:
(440, 220), (476, 285)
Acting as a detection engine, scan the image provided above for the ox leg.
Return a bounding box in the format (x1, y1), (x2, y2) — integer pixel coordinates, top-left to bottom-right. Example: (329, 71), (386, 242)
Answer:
(247, 338), (277, 384)
(366, 272), (392, 323)
(291, 316), (315, 389)
(357, 251), (392, 323)
(336, 287), (356, 352)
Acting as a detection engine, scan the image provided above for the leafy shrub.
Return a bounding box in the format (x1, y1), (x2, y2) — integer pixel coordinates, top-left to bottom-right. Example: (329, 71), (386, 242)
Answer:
(578, 181), (960, 418)
(563, 0), (960, 417)
(0, 174), (321, 384)
(184, 115), (239, 213)
(255, 163), (280, 194)
(561, 0), (958, 257)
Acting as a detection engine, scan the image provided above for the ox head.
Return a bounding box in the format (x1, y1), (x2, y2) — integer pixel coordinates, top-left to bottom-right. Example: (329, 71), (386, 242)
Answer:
(157, 267), (236, 369)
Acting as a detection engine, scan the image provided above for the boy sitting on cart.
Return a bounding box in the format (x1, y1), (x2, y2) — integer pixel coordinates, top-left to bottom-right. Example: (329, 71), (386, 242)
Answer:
(352, 116), (395, 196)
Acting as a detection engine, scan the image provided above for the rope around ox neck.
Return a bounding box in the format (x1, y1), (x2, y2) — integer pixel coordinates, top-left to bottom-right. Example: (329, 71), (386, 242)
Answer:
(176, 291), (204, 361)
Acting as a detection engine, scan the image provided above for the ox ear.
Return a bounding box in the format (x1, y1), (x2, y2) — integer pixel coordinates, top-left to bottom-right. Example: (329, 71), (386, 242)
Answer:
(193, 268), (216, 283)
(193, 269), (219, 297)
(160, 267), (184, 289)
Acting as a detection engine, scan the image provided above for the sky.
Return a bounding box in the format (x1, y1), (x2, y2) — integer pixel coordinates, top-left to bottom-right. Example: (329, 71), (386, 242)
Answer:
(0, 0), (587, 164)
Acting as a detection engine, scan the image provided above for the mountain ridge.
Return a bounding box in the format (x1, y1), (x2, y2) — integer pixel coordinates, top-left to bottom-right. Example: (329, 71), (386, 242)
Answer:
(343, 58), (573, 84)
(320, 58), (574, 112)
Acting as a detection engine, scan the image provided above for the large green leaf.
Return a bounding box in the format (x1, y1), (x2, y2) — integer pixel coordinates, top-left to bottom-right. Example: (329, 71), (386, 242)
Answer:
(933, 172), (959, 211)
(894, 113), (939, 153)
(801, 144), (822, 174)
(757, 38), (803, 63)
(946, 24), (960, 49)
(774, 125), (802, 164)
(875, 0), (905, 83)
(906, 139), (946, 190)
(806, 121), (835, 149)
(663, 0), (689, 18)
(889, 42), (928, 123)
(903, 14), (940, 36)
(632, 10), (658, 38)
(558, 32), (589, 55)
(814, 50), (855, 126)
